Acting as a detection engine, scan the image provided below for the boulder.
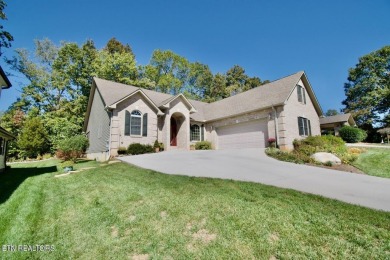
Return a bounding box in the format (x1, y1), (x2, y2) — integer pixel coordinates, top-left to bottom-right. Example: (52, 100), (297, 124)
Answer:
(311, 152), (341, 165)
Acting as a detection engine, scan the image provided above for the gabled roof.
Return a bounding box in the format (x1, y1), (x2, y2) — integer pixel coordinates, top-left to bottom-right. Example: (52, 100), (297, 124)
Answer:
(0, 66), (11, 89)
(202, 71), (323, 121)
(158, 93), (197, 113)
(85, 71), (323, 128)
(319, 113), (355, 126)
(0, 126), (15, 139)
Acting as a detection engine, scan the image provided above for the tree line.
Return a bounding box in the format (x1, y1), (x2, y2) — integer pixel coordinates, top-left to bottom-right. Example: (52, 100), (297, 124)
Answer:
(1, 38), (269, 158)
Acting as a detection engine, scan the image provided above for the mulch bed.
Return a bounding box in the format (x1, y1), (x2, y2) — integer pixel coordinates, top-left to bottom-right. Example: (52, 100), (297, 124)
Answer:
(307, 163), (365, 174)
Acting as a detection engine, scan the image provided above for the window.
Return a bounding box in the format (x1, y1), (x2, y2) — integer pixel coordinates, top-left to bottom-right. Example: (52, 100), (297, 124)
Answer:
(297, 85), (306, 104)
(125, 110), (146, 136)
(190, 124), (200, 141)
(130, 110), (142, 136)
(298, 117), (311, 136)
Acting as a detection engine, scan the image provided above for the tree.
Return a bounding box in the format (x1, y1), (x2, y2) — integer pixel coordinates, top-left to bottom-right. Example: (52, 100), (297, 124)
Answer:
(93, 49), (138, 85)
(226, 65), (248, 96)
(17, 117), (49, 157)
(104, 37), (134, 58)
(325, 109), (339, 116)
(184, 62), (213, 100)
(0, 0), (13, 56)
(343, 46), (390, 126)
(204, 73), (228, 102)
(145, 49), (189, 94)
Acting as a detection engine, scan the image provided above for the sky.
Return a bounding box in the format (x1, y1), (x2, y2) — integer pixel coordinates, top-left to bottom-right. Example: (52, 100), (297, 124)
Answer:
(0, 0), (389, 113)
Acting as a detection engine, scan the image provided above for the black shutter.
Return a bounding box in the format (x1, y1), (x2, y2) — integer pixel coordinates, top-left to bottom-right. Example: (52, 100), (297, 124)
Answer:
(308, 120), (312, 136)
(297, 85), (302, 102)
(125, 111), (130, 136)
(302, 88), (306, 104)
(142, 113), (148, 137)
(201, 124), (204, 141)
(298, 117), (304, 135)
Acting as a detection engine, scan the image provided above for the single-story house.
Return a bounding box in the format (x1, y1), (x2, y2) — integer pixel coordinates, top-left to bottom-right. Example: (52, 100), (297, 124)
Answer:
(84, 71), (324, 161)
(0, 66), (15, 172)
(319, 113), (356, 136)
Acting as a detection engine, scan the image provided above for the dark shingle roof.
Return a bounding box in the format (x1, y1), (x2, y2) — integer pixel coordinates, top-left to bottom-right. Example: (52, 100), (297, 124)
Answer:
(92, 71), (318, 122)
(319, 113), (354, 125)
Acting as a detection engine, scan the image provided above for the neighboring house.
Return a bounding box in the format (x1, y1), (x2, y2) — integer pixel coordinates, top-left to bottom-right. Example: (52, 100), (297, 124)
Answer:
(84, 71), (323, 161)
(0, 66), (14, 172)
(319, 113), (356, 136)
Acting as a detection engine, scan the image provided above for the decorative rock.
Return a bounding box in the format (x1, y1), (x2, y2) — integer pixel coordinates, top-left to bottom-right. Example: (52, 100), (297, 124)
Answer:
(311, 152), (341, 165)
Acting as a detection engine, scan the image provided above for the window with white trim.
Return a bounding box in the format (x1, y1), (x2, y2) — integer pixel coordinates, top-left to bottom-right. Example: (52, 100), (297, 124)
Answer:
(298, 117), (311, 136)
(297, 85), (306, 104)
(130, 110), (142, 136)
(190, 124), (200, 141)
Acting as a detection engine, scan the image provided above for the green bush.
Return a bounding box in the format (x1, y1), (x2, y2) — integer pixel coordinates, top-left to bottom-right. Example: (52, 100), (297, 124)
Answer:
(195, 141), (212, 150)
(293, 135), (346, 156)
(117, 147), (127, 155)
(265, 148), (311, 164)
(339, 126), (367, 143)
(56, 135), (89, 162)
(127, 143), (154, 155)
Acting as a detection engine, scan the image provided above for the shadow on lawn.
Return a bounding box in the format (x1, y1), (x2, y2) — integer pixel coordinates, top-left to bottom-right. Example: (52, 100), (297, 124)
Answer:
(0, 166), (57, 204)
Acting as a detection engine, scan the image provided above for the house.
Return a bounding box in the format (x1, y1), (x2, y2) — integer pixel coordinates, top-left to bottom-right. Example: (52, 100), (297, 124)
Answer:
(0, 66), (15, 172)
(84, 71), (324, 161)
(319, 113), (356, 136)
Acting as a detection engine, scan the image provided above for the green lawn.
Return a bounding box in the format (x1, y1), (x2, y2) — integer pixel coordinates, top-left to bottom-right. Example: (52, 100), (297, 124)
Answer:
(0, 160), (389, 259)
(352, 148), (390, 178)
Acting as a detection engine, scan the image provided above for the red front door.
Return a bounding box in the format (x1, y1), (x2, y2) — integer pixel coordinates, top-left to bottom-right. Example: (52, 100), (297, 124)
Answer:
(170, 117), (177, 146)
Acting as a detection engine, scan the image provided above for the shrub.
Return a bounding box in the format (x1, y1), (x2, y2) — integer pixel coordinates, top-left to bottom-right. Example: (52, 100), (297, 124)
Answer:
(265, 148), (310, 164)
(153, 140), (160, 149)
(159, 142), (164, 151)
(117, 147), (127, 155)
(127, 143), (154, 155)
(293, 135), (346, 156)
(339, 126), (367, 143)
(195, 141), (212, 150)
(56, 135), (89, 162)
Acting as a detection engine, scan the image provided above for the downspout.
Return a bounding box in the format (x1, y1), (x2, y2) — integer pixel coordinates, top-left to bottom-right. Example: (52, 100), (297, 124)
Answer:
(272, 106), (280, 147)
(107, 110), (113, 161)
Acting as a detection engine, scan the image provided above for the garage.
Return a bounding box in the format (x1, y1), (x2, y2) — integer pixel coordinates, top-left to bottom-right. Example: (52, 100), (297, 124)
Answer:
(216, 119), (268, 149)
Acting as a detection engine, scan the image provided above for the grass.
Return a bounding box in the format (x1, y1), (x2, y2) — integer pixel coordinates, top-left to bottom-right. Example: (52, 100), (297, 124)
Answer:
(0, 159), (389, 259)
(352, 148), (390, 178)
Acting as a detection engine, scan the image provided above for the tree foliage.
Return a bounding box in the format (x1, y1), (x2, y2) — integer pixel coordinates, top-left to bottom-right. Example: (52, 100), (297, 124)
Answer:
(2, 37), (269, 158)
(343, 46), (390, 126)
(17, 117), (49, 157)
(0, 0), (13, 56)
(325, 109), (339, 116)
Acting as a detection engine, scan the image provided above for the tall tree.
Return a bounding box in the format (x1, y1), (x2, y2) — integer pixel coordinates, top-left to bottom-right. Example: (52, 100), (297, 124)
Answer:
(93, 49), (138, 85)
(204, 73), (228, 102)
(104, 37), (134, 58)
(184, 62), (213, 100)
(325, 109), (339, 116)
(343, 46), (390, 126)
(17, 116), (49, 157)
(0, 0), (13, 56)
(146, 50), (189, 95)
(226, 65), (248, 96)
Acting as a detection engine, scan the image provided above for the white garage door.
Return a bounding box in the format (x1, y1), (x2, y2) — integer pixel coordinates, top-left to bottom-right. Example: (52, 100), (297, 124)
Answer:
(217, 119), (268, 149)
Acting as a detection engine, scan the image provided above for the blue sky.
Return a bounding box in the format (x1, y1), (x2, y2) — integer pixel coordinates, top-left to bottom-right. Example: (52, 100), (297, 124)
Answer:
(1, 0), (389, 112)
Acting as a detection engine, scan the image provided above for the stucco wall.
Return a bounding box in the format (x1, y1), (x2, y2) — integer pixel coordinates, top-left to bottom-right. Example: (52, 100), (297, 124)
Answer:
(163, 97), (191, 150)
(86, 89), (111, 160)
(281, 79), (321, 149)
(111, 92), (158, 156)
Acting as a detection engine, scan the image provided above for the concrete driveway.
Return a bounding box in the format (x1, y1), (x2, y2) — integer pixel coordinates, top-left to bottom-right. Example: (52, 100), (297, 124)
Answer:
(118, 148), (390, 212)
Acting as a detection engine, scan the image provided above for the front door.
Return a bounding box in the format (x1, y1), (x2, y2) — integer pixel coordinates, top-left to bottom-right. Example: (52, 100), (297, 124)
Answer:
(170, 117), (177, 146)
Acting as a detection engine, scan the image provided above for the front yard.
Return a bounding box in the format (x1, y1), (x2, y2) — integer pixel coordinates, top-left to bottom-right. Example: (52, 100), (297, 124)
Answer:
(0, 160), (389, 259)
(352, 148), (390, 178)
